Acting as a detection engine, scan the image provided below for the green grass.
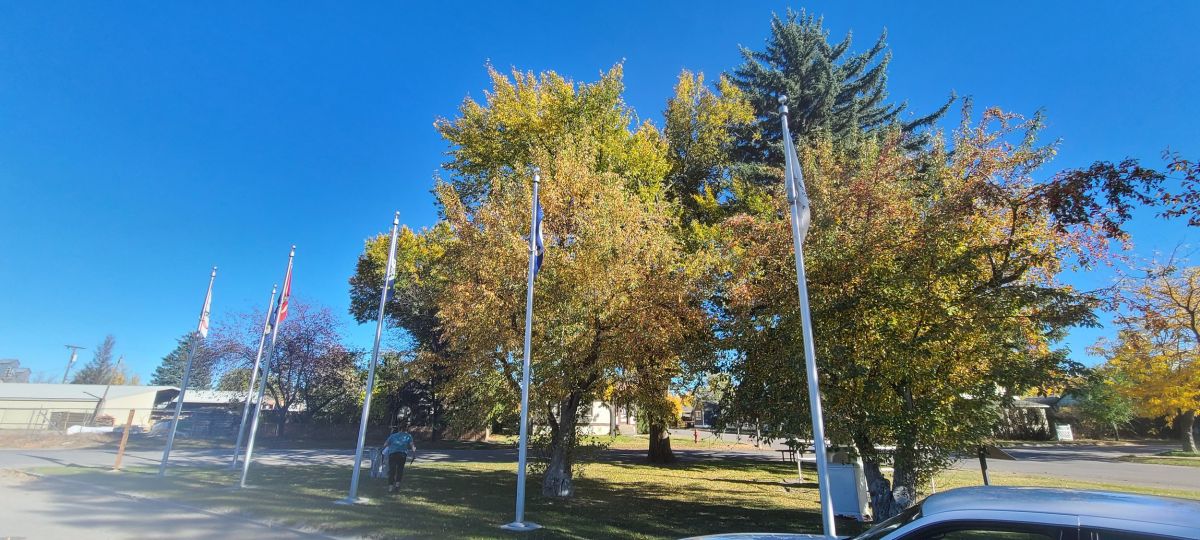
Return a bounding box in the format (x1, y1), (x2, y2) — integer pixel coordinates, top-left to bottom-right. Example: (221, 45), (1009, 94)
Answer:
(33, 454), (1200, 539)
(37, 458), (845, 539)
(933, 469), (1200, 499)
(1117, 450), (1200, 468)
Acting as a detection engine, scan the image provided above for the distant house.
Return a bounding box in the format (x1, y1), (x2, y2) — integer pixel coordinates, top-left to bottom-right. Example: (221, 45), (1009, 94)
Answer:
(0, 359), (31, 383)
(535, 401), (637, 436)
(162, 390), (293, 412)
(997, 397), (1053, 440)
(0, 383), (178, 431)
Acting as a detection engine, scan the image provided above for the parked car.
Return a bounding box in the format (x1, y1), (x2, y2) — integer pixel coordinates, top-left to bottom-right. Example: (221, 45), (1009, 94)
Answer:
(682, 486), (1200, 540)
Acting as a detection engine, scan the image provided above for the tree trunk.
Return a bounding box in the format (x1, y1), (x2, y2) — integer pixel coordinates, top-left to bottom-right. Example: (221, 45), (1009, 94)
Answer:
(275, 407), (287, 438)
(1180, 409), (1197, 453)
(648, 422), (675, 464)
(542, 393), (582, 497)
(854, 433), (918, 520)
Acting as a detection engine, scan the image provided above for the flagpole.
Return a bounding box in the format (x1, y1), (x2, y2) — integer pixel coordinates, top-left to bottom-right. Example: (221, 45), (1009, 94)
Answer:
(502, 168), (541, 532)
(230, 283), (278, 469)
(240, 246), (294, 488)
(338, 212), (401, 505)
(159, 266), (217, 477)
(780, 96), (836, 539)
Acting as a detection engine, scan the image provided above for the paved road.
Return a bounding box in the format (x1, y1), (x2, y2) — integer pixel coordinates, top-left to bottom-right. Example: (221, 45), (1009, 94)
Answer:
(954, 443), (1199, 491)
(0, 468), (345, 540)
(669, 429), (1199, 492)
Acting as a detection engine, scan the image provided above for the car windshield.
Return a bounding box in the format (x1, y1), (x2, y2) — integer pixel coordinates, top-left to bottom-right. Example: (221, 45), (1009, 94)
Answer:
(853, 504), (923, 540)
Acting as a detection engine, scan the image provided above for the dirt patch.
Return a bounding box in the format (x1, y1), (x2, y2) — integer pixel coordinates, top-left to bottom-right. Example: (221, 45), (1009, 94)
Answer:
(0, 430), (114, 450)
(0, 468), (36, 484)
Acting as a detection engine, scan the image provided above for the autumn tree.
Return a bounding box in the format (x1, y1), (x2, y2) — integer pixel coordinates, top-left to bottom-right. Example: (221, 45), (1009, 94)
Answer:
(433, 65), (706, 495)
(151, 333), (214, 389)
(210, 299), (360, 435)
(350, 224), (467, 439)
(1099, 260), (1200, 452)
(71, 335), (118, 384)
(718, 102), (1165, 518)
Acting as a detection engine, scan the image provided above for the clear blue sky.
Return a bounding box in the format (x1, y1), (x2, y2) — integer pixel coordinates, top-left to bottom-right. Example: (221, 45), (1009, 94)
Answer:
(1, 2), (1197, 381)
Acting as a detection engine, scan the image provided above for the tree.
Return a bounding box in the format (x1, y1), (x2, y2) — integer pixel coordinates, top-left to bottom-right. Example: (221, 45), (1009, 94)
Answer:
(718, 104), (1154, 518)
(216, 367), (252, 392)
(210, 299), (360, 435)
(1074, 368), (1135, 440)
(728, 9), (953, 180)
(432, 65), (706, 495)
(71, 335), (118, 384)
(1099, 260), (1200, 453)
(151, 333), (214, 389)
(350, 223), (464, 440)
(107, 358), (141, 386)
(663, 70), (756, 227)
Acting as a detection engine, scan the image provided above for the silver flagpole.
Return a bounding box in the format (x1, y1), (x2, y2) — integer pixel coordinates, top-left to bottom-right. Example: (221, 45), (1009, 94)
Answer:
(230, 283), (278, 469)
(240, 246), (294, 488)
(780, 96), (836, 538)
(337, 211), (401, 505)
(502, 168), (541, 532)
(159, 266), (217, 477)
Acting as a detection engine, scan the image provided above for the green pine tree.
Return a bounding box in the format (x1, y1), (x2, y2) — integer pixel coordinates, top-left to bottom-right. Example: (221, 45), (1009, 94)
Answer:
(728, 9), (954, 180)
(150, 333), (213, 389)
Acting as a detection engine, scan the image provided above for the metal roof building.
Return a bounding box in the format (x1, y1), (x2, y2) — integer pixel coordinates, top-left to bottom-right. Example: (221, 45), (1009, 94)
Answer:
(0, 383), (178, 431)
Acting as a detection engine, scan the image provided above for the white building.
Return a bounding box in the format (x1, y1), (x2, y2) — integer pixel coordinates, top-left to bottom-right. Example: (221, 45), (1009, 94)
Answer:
(0, 383), (178, 431)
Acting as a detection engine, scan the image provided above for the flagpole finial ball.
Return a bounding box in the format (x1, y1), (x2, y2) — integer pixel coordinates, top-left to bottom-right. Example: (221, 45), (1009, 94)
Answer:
(778, 95), (789, 115)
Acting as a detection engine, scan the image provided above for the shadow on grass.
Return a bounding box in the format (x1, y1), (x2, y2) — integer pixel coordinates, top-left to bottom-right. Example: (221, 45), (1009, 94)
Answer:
(43, 461), (850, 540)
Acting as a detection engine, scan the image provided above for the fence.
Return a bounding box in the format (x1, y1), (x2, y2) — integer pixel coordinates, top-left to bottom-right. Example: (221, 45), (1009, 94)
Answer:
(0, 406), (187, 435)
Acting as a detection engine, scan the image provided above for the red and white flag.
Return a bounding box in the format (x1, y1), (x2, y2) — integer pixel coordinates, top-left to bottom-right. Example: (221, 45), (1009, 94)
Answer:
(277, 265), (293, 324)
(197, 267), (216, 338)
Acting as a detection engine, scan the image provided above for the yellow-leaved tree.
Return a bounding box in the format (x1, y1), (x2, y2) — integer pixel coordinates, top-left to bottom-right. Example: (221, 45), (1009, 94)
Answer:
(432, 65), (707, 496)
(1100, 260), (1200, 453)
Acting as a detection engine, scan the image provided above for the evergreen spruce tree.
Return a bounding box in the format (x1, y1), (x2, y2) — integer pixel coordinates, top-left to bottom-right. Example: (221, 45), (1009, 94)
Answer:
(150, 333), (213, 389)
(728, 9), (954, 181)
(71, 335), (118, 384)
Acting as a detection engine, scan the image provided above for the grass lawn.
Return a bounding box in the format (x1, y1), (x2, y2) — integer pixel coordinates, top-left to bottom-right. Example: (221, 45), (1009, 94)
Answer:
(37, 458), (845, 539)
(1117, 450), (1200, 468)
(933, 468), (1200, 499)
(34, 454), (1200, 539)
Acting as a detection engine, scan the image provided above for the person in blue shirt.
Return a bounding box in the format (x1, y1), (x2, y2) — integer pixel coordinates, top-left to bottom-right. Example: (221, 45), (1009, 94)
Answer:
(383, 423), (416, 493)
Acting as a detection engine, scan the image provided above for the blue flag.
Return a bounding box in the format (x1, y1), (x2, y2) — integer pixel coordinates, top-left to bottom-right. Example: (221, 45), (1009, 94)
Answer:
(534, 202), (545, 276)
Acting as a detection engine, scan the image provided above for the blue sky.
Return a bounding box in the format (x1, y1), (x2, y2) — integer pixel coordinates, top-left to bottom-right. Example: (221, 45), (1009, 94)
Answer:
(1, 2), (1197, 381)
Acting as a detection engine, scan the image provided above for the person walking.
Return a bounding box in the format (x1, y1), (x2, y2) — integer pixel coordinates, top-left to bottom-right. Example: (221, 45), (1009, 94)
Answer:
(383, 424), (416, 493)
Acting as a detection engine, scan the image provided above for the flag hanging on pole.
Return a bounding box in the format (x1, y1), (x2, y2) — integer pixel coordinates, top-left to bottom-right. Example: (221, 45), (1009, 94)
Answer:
(273, 265), (293, 328)
(781, 116), (811, 239)
(338, 212), (401, 505)
(779, 95), (836, 538)
(502, 168), (542, 532)
(197, 272), (214, 339)
(383, 232), (399, 303)
(533, 202), (545, 276)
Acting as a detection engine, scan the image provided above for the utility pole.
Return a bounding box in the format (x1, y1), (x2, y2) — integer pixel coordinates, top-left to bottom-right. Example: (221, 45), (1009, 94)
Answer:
(62, 345), (84, 383)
